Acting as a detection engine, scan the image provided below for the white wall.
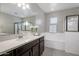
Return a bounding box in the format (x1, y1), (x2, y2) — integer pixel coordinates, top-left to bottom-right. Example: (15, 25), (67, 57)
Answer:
(44, 7), (79, 55)
(30, 4), (45, 33)
(0, 12), (21, 34)
(35, 13), (45, 33)
(65, 32), (79, 55)
(45, 7), (79, 32)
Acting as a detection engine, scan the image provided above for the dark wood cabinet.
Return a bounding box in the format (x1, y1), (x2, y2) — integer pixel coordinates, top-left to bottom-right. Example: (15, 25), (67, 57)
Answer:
(15, 44), (30, 56)
(40, 41), (44, 55)
(32, 44), (39, 56)
(1, 50), (14, 56)
(0, 36), (44, 56)
(39, 37), (44, 55)
(22, 49), (32, 56)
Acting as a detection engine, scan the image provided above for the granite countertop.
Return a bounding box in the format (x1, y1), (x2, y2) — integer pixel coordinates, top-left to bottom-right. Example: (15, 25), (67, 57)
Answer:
(0, 34), (44, 55)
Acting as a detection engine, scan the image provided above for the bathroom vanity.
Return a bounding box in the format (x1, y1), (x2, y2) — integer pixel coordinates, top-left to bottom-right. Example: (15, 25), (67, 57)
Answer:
(0, 35), (44, 56)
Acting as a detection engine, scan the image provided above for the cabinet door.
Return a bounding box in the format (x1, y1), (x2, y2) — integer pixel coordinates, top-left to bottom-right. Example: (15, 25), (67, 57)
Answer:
(15, 43), (31, 56)
(21, 49), (32, 56)
(32, 44), (39, 56)
(40, 41), (44, 55)
(15, 45), (25, 56)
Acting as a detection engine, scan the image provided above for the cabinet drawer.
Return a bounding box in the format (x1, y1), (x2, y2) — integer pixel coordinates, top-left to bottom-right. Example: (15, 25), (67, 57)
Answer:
(31, 39), (39, 46)
(39, 36), (44, 42)
(15, 39), (39, 56)
(16, 43), (31, 56)
(21, 49), (32, 56)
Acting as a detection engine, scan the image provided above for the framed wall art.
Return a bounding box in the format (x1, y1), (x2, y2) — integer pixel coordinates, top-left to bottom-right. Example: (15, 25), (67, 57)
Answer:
(66, 15), (79, 32)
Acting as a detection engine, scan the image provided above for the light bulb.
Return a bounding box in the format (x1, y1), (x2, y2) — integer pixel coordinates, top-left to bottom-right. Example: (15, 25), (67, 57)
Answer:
(22, 3), (25, 6)
(26, 4), (30, 9)
(22, 6), (26, 10)
(23, 21), (29, 26)
(17, 3), (22, 7)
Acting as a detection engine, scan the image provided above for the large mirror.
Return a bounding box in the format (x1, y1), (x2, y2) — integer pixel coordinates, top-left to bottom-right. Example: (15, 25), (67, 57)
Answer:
(14, 20), (34, 34)
(0, 3), (37, 35)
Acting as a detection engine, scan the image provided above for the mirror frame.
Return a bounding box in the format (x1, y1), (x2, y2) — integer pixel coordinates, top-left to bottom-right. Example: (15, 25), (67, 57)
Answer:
(66, 15), (79, 32)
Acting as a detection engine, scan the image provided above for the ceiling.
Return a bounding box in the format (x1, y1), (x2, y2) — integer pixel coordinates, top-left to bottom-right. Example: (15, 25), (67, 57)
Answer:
(0, 3), (79, 17)
(38, 3), (79, 13)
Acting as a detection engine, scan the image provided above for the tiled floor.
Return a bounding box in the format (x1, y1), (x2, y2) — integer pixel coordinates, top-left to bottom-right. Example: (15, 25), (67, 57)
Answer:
(42, 47), (78, 56)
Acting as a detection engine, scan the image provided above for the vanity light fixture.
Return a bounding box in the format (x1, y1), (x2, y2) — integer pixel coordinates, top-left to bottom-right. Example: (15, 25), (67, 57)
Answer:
(17, 3), (30, 10)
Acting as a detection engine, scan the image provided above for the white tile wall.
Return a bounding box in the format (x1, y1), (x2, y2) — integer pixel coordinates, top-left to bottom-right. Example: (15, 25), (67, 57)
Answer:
(65, 32), (79, 55)
(44, 32), (79, 55)
(44, 32), (65, 50)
